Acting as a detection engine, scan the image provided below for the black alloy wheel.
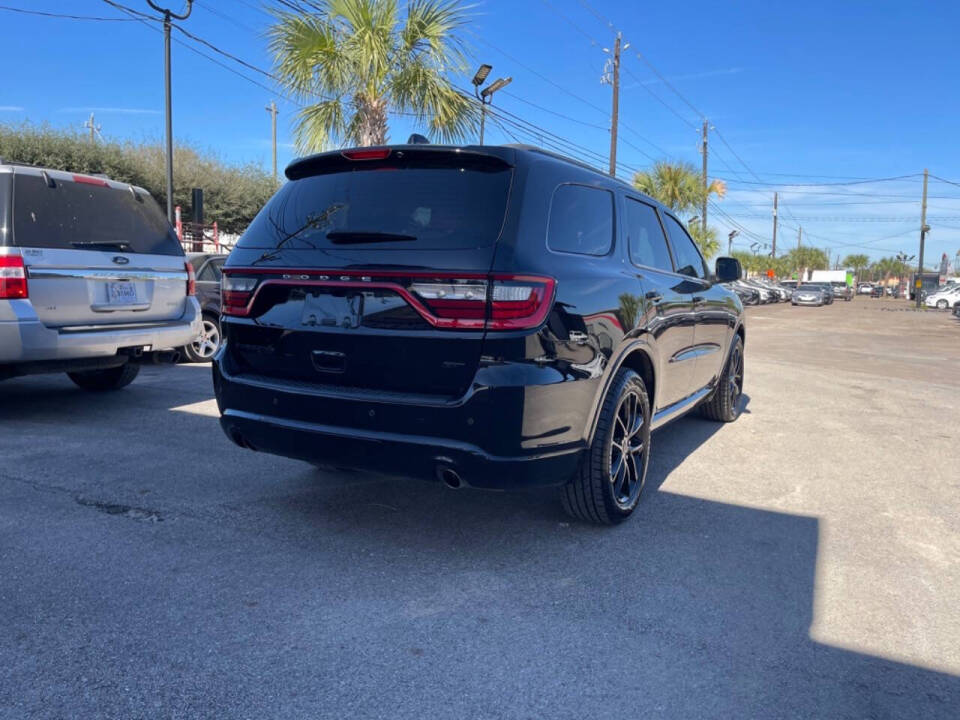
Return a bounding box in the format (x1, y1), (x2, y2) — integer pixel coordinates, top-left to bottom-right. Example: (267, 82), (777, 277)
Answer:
(700, 335), (744, 423)
(561, 368), (651, 525)
(609, 389), (646, 508)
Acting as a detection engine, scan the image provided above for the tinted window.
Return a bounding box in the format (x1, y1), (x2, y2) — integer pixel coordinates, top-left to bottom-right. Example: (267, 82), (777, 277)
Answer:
(661, 214), (707, 279)
(238, 164), (511, 251)
(624, 198), (673, 271)
(197, 259), (222, 281)
(547, 185), (614, 256)
(12, 174), (181, 255)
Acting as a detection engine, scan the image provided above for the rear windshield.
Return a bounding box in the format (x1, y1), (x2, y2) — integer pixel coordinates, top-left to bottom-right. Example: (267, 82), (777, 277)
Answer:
(12, 173), (182, 255)
(237, 164), (512, 251)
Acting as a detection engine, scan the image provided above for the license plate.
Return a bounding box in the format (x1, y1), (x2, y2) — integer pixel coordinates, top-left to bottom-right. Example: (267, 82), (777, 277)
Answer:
(106, 281), (138, 305)
(301, 292), (363, 328)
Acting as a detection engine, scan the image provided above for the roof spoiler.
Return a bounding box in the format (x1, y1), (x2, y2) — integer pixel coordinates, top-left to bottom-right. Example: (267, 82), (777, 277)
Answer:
(285, 145), (514, 181)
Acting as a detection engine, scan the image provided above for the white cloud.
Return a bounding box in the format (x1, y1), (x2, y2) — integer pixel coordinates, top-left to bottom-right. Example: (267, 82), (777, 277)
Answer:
(0, 106), (25, 112)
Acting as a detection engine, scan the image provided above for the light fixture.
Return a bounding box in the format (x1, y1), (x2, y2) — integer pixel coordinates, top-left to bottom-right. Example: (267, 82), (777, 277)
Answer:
(472, 64), (493, 87)
(480, 77), (512, 99)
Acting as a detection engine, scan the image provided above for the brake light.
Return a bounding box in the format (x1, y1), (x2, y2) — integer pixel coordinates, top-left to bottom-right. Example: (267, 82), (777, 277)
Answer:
(185, 261), (196, 296)
(409, 274), (555, 330)
(72, 174), (110, 187)
(221, 273), (259, 316)
(341, 148), (391, 161)
(217, 270), (554, 329)
(0, 256), (28, 299)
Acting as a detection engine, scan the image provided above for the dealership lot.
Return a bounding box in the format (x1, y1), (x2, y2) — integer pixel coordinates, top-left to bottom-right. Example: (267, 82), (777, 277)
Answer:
(2, 298), (958, 718)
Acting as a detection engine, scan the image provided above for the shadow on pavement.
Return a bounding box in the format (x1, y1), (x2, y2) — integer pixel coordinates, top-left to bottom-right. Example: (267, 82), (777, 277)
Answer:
(2, 368), (958, 717)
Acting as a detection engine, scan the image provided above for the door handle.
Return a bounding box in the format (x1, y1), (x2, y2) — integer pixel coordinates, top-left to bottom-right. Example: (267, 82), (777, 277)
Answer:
(645, 291), (663, 303)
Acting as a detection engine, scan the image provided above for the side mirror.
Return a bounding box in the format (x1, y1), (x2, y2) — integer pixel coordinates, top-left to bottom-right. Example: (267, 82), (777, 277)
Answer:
(715, 256), (742, 283)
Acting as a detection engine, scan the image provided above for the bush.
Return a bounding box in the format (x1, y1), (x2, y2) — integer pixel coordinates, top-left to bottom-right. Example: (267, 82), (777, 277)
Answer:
(0, 122), (277, 234)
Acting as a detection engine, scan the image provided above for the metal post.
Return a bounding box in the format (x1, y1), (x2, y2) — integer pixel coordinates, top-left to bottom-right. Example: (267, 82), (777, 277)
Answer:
(916, 168), (929, 308)
(772, 191), (778, 257)
(147, 1), (193, 224)
(479, 105), (486, 145)
(608, 33), (621, 178)
(701, 118), (708, 233)
(265, 101), (279, 183)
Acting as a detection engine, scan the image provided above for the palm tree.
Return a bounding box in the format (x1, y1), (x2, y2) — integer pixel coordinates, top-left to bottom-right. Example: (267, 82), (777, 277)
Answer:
(841, 253), (870, 283)
(632, 161), (726, 258)
(632, 161), (726, 216)
(268, 0), (476, 152)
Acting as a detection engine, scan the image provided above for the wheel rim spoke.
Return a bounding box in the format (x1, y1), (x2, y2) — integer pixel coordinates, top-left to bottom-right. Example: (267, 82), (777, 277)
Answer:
(608, 388), (647, 506)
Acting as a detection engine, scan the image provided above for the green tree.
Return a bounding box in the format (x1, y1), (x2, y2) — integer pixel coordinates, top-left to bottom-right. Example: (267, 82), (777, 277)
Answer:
(841, 253), (870, 282)
(786, 246), (829, 278)
(268, 0), (476, 152)
(632, 161), (727, 259)
(0, 122), (275, 233)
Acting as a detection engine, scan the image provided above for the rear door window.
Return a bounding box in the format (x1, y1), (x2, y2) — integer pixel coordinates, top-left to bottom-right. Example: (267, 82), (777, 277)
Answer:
(624, 197), (673, 271)
(197, 259), (223, 281)
(12, 173), (182, 255)
(238, 162), (512, 251)
(661, 213), (707, 279)
(547, 185), (614, 256)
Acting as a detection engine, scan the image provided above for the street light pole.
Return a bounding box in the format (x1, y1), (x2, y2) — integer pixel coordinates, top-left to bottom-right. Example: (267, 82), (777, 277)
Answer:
(147, 0), (193, 224)
(727, 229), (739, 255)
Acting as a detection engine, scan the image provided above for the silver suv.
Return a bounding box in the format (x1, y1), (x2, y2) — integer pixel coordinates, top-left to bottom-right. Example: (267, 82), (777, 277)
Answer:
(0, 162), (201, 390)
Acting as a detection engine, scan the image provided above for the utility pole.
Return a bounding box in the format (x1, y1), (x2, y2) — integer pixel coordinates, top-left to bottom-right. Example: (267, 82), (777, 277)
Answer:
(772, 191), (778, 257)
(796, 225), (802, 283)
(265, 101), (279, 184)
(147, 0), (194, 224)
(916, 168), (929, 308)
(699, 118), (709, 233)
(83, 113), (101, 143)
(607, 33), (622, 178)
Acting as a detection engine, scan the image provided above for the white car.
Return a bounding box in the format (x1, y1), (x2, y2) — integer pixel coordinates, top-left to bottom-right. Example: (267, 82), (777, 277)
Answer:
(924, 284), (960, 309)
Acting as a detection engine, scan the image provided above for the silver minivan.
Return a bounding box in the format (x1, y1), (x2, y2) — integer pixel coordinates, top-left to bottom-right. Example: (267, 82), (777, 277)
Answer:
(0, 162), (201, 390)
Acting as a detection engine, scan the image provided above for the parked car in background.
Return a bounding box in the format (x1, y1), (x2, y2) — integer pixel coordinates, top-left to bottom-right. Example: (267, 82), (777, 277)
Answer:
(0, 161), (201, 389)
(802, 283), (834, 304)
(858, 283), (873, 294)
(924, 283), (960, 310)
(742, 279), (778, 303)
(792, 285), (826, 306)
(180, 252), (227, 361)
(831, 282), (853, 301)
(725, 281), (759, 305)
(213, 143), (747, 525)
(871, 285), (885, 298)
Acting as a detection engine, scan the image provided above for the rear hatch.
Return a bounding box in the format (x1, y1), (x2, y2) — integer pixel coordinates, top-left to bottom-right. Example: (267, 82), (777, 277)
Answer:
(222, 147), (549, 398)
(10, 169), (187, 328)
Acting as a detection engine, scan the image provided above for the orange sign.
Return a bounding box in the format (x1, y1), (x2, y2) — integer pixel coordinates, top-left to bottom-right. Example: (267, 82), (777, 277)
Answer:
(767, 269), (775, 278)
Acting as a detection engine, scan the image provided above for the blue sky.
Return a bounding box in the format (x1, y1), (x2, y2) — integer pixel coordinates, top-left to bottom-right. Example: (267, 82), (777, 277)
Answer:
(3, 0), (960, 268)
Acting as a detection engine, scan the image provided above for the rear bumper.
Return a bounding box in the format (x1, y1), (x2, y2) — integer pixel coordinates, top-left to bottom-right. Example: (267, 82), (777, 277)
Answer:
(213, 358), (588, 489)
(0, 298), (201, 364)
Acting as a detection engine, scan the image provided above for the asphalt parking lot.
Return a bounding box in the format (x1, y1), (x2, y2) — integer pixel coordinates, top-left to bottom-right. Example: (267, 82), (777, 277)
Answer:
(2, 297), (959, 718)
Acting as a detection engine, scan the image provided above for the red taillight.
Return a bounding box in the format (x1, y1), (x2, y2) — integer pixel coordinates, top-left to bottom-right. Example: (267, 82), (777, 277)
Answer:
(341, 148), (391, 161)
(185, 261), (196, 296)
(72, 174), (110, 187)
(409, 274), (555, 330)
(217, 270), (555, 329)
(221, 272), (258, 316)
(0, 256), (28, 300)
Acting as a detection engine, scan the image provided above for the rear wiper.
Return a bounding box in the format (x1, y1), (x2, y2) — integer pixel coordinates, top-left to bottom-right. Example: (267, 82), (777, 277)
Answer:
(327, 232), (416, 244)
(70, 241), (131, 251)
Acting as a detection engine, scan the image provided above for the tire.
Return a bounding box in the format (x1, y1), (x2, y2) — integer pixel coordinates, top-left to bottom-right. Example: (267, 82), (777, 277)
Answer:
(67, 362), (140, 391)
(700, 335), (744, 423)
(181, 314), (221, 362)
(561, 368), (651, 525)
(937, 299), (948, 310)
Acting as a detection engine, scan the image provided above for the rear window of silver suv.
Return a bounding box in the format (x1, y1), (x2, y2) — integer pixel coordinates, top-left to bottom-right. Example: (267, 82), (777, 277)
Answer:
(10, 171), (182, 256)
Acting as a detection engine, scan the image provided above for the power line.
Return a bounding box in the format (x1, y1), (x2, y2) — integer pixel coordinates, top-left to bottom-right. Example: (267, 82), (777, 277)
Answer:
(0, 4), (140, 21)
(715, 173), (923, 188)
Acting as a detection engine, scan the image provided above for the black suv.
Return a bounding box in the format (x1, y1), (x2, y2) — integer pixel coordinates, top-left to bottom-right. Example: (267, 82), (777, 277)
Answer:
(213, 144), (745, 524)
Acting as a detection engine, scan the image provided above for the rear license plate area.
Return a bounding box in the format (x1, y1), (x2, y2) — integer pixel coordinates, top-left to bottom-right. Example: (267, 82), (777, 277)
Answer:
(300, 291), (363, 329)
(106, 281), (138, 305)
